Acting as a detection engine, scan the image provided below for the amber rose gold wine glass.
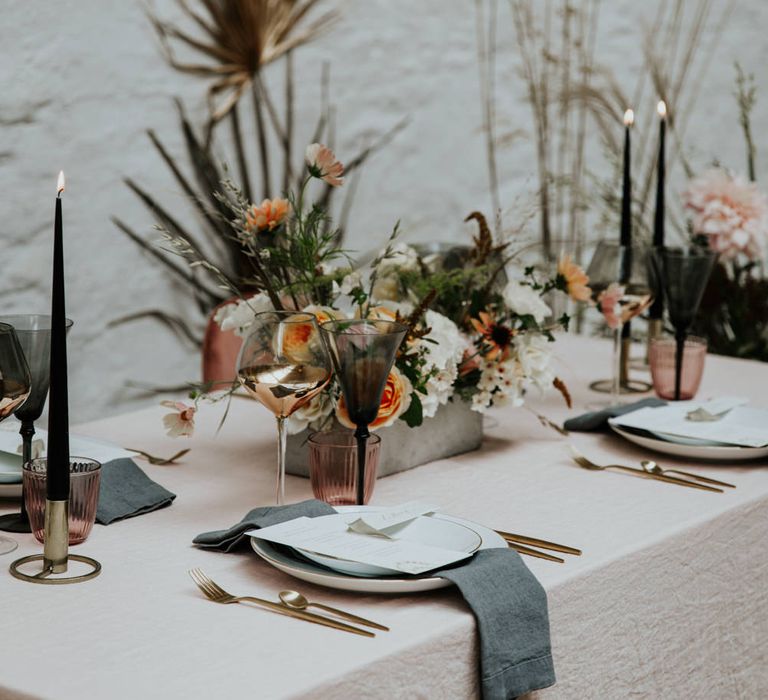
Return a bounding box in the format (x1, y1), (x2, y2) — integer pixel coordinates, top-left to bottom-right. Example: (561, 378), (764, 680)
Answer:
(237, 311), (332, 504)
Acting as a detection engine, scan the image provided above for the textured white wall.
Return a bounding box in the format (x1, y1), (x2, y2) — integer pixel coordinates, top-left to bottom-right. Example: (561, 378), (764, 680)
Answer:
(1, 0), (767, 422)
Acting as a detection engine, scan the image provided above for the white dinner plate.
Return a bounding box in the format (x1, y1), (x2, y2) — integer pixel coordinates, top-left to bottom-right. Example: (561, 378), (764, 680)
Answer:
(609, 423), (768, 462)
(250, 507), (507, 594)
(296, 514), (483, 577)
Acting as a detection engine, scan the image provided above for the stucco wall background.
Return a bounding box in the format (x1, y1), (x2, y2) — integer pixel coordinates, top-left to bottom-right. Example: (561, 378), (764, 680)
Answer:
(1, 0), (766, 423)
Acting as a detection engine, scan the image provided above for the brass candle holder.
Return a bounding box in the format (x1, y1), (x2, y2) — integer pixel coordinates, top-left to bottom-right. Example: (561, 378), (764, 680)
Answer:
(9, 498), (101, 585)
(645, 317), (663, 363)
(589, 335), (652, 394)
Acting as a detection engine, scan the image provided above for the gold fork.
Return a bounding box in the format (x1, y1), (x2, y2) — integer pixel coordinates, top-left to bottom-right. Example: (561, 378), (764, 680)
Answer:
(188, 568), (374, 638)
(569, 447), (723, 493)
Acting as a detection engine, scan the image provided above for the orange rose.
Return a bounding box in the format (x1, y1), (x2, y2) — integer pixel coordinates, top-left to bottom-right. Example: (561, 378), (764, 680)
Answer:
(277, 313), (321, 363)
(336, 366), (413, 430)
(357, 305), (397, 322)
(245, 197), (289, 233)
(302, 305), (344, 326)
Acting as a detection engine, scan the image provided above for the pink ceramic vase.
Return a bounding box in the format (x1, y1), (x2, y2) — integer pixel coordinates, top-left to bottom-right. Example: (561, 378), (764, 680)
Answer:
(201, 299), (243, 386)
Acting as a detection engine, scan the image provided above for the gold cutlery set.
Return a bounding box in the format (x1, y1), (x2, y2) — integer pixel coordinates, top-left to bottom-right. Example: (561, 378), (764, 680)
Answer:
(189, 568), (387, 637)
(569, 446), (736, 492)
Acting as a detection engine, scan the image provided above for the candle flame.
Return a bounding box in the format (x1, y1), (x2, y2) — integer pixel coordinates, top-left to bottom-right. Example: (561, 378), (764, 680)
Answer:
(57, 171), (65, 196)
(623, 109), (634, 127)
(657, 100), (667, 118)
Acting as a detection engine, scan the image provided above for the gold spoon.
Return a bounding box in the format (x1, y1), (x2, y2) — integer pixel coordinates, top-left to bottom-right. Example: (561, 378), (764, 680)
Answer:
(640, 460), (736, 489)
(279, 590), (389, 631)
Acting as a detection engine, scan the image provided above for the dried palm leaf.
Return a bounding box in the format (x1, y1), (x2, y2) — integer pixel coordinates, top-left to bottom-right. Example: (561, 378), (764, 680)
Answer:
(148, 0), (338, 123)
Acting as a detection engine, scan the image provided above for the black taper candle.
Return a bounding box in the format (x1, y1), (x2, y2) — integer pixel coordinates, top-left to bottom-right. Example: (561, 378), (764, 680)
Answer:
(620, 110), (634, 346)
(620, 109), (634, 250)
(649, 101), (667, 320)
(47, 171), (70, 501)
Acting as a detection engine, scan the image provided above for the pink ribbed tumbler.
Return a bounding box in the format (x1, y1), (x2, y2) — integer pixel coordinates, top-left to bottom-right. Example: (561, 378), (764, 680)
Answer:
(23, 457), (101, 545)
(308, 431), (381, 505)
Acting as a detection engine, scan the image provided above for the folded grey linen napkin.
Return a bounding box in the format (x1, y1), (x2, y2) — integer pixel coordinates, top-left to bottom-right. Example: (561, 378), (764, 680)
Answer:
(437, 550), (555, 699)
(192, 499), (335, 552)
(194, 500), (555, 699)
(96, 459), (176, 525)
(563, 397), (666, 432)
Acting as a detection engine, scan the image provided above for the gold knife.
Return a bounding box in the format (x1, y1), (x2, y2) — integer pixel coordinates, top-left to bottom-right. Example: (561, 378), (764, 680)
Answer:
(496, 531), (582, 556)
(508, 542), (565, 563)
(237, 596), (375, 637)
(608, 464), (724, 492)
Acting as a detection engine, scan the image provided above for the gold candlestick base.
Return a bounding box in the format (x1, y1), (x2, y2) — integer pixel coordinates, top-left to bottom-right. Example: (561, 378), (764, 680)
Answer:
(590, 336), (652, 394)
(9, 498), (101, 585)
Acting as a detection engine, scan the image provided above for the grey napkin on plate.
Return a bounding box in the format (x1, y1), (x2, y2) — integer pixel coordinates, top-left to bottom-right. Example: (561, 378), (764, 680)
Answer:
(193, 499), (335, 552)
(437, 550), (555, 699)
(563, 397), (666, 432)
(96, 458), (176, 525)
(195, 501), (555, 698)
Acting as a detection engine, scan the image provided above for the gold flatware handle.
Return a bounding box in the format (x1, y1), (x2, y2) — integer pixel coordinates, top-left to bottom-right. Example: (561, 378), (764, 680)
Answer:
(608, 465), (723, 493)
(311, 603), (389, 631)
(496, 531), (581, 556)
(509, 542), (565, 564)
(665, 469), (736, 489)
(236, 596), (375, 637)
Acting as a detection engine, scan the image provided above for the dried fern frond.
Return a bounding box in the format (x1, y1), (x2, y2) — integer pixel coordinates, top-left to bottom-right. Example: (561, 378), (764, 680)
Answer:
(148, 0), (338, 122)
(465, 210), (509, 266)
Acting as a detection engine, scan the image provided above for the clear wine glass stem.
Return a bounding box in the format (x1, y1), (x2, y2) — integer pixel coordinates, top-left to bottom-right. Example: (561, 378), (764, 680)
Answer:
(611, 325), (623, 407)
(275, 416), (287, 506)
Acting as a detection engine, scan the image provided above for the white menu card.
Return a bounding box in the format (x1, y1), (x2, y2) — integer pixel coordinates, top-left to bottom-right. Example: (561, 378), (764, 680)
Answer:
(611, 401), (768, 447)
(248, 514), (473, 575)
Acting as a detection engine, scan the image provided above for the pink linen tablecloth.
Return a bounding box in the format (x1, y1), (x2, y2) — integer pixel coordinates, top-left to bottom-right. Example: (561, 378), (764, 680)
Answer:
(1, 333), (767, 699)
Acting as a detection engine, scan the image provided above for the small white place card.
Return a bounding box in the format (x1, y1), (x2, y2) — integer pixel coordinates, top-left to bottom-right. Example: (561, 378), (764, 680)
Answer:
(247, 515), (472, 575)
(347, 501), (438, 537)
(612, 401), (768, 448)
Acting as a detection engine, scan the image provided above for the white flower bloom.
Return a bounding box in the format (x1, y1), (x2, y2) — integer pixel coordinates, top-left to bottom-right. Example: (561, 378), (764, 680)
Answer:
(213, 294), (272, 337)
(413, 311), (465, 418)
(371, 243), (420, 302)
(503, 280), (551, 323)
(287, 391), (336, 435)
(371, 274), (400, 302)
(377, 243), (420, 276)
(514, 333), (555, 392)
(340, 271), (363, 295)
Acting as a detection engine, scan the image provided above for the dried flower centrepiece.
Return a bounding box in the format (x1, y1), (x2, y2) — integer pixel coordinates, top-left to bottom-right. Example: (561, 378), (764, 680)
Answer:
(159, 147), (587, 436)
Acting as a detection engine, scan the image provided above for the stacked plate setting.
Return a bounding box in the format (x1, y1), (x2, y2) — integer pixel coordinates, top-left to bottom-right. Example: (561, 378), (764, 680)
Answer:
(250, 507), (507, 593)
(608, 399), (768, 461)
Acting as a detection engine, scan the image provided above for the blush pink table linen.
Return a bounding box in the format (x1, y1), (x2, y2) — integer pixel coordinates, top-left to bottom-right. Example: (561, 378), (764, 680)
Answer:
(1, 333), (767, 699)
